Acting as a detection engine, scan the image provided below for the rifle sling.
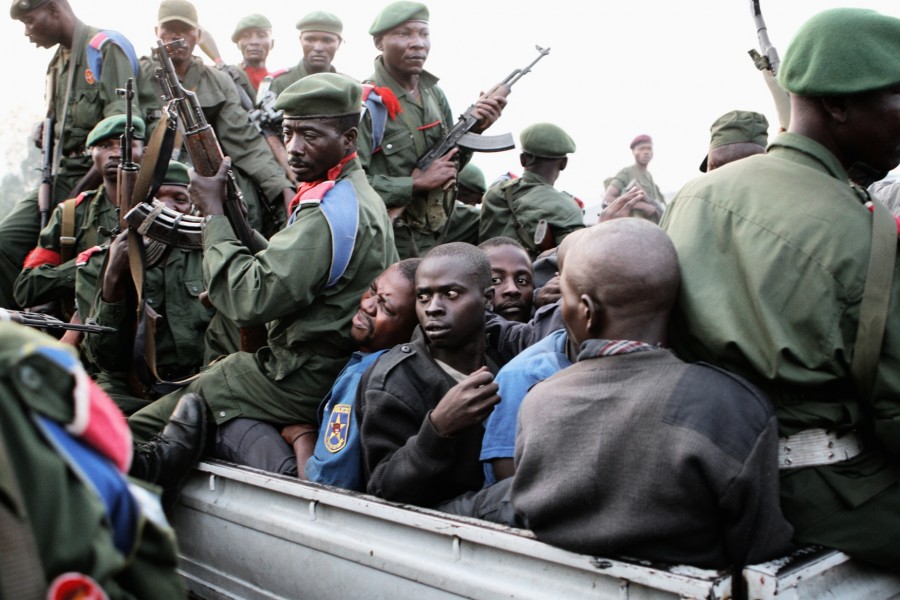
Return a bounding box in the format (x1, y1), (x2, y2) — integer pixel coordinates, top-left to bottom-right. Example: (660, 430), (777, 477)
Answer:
(851, 198), (896, 403)
(58, 197), (79, 321)
(133, 110), (176, 207)
(128, 231), (198, 392)
(502, 180), (537, 253)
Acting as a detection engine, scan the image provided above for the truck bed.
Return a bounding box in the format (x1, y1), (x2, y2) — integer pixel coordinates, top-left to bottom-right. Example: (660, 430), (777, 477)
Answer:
(172, 461), (900, 600)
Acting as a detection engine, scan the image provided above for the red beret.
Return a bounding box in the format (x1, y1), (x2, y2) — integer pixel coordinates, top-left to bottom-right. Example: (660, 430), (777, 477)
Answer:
(630, 134), (652, 149)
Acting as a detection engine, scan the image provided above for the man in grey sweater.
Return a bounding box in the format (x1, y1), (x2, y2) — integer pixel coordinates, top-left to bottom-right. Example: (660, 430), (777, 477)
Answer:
(442, 218), (794, 569)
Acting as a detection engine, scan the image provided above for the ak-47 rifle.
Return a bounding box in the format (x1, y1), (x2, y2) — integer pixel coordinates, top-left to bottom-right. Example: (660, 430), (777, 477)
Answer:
(116, 78), (139, 231)
(152, 38), (268, 352)
(748, 0), (790, 130)
(38, 68), (56, 229)
(416, 45), (550, 171)
(0, 308), (116, 335)
(152, 39), (263, 254)
(197, 31), (296, 185)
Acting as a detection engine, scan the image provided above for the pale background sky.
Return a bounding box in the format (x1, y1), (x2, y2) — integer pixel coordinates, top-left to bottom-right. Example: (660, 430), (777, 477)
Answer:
(2, 0), (898, 221)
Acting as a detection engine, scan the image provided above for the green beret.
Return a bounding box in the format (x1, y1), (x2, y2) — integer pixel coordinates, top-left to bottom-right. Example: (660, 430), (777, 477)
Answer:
(369, 1), (429, 36)
(87, 115), (146, 148)
(699, 110), (768, 172)
(10, 0), (49, 19)
(778, 8), (900, 95)
(458, 163), (486, 194)
(274, 72), (362, 118)
(296, 11), (343, 37)
(520, 123), (576, 159)
(231, 14), (272, 43)
(162, 161), (190, 187)
(158, 0), (198, 29)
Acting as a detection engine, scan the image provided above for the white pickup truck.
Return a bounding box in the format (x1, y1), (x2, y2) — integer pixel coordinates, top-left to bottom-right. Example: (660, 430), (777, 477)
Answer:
(172, 460), (900, 600)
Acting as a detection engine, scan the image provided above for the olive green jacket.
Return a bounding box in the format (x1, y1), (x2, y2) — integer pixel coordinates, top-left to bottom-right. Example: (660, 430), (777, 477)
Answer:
(607, 164), (666, 208)
(0, 323), (185, 600)
(478, 170), (585, 255)
(358, 57), (471, 234)
(47, 21), (136, 189)
(14, 186), (117, 308)
(662, 132), (900, 517)
(202, 158), (397, 380)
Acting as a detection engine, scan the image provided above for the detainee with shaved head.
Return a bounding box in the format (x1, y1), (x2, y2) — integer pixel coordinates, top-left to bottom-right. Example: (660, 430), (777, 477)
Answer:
(442, 219), (794, 569)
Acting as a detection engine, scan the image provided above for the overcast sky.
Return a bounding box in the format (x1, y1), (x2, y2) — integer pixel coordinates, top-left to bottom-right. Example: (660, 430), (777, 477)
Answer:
(3, 0), (898, 220)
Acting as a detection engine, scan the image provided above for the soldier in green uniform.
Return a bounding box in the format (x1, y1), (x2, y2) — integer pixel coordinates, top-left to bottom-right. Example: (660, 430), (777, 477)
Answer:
(77, 162), (215, 416)
(358, 1), (506, 258)
(138, 0), (295, 238)
(440, 163), (487, 246)
(662, 8), (900, 569)
(479, 123), (583, 259)
(230, 13), (275, 99)
(14, 114), (145, 315)
(2, 0), (138, 309)
(270, 10), (343, 97)
(127, 74), (397, 479)
(0, 321), (186, 599)
(699, 110), (769, 173)
(602, 134), (666, 218)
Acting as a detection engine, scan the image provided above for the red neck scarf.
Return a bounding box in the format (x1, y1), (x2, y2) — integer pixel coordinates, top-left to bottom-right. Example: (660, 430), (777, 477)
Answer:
(288, 152), (357, 213)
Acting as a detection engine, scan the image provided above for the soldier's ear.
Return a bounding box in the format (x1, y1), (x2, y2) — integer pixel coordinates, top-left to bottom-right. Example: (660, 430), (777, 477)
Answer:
(374, 35), (384, 51)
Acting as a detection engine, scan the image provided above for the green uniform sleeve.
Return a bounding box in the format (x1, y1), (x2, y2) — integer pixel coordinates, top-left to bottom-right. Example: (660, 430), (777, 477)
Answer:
(83, 298), (128, 372)
(202, 211), (330, 326)
(13, 204), (73, 308)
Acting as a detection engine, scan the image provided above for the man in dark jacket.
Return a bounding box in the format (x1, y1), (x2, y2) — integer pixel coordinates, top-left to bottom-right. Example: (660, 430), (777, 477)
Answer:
(359, 242), (501, 506)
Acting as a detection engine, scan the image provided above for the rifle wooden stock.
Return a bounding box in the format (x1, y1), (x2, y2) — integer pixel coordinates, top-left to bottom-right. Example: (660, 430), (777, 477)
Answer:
(181, 127), (264, 253)
(116, 166), (139, 231)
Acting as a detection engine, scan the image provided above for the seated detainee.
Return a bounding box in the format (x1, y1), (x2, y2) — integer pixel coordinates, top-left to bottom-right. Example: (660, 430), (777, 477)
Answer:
(213, 259), (421, 488)
(358, 242), (501, 507)
(478, 236), (534, 324)
(443, 219), (794, 569)
(480, 230), (587, 485)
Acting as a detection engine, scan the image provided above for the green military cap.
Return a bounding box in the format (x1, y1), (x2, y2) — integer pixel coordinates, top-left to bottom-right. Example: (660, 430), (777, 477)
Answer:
(158, 0), (198, 29)
(10, 0), (48, 19)
(274, 72), (362, 118)
(778, 8), (900, 96)
(458, 163), (486, 194)
(369, 1), (429, 36)
(699, 110), (769, 172)
(231, 14), (272, 43)
(520, 122), (576, 159)
(296, 11), (343, 37)
(162, 161), (190, 186)
(86, 115), (146, 148)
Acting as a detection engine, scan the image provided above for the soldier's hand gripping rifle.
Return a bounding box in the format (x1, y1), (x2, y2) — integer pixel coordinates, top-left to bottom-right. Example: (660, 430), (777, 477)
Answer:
(152, 39), (264, 254)
(415, 45), (550, 171)
(748, 0), (790, 130)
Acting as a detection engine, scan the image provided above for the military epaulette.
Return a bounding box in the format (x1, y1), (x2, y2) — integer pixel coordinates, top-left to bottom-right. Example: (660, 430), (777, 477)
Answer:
(87, 30), (140, 82)
(268, 67), (289, 79)
(73, 191), (91, 207)
(361, 83), (402, 153)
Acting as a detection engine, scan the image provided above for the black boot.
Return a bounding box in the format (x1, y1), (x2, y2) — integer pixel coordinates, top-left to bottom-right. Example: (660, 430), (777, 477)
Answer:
(130, 393), (208, 511)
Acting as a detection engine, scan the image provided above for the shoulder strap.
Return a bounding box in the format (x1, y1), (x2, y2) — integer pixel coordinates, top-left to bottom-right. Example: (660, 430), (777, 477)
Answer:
(0, 422), (47, 599)
(852, 198), (897, 403)
(87, 30), (140, 80)
(319, 180), (360, 288)
(501, 180), (537, 253)
(59, 196), (79, 264)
